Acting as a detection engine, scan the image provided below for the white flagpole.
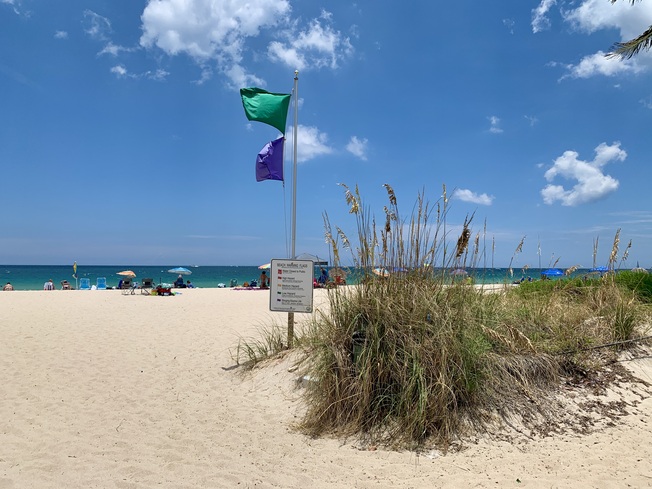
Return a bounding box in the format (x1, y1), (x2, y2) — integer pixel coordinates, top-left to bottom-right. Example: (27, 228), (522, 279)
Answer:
(291, 70), (299, 260)
(287, 70), (299, 348)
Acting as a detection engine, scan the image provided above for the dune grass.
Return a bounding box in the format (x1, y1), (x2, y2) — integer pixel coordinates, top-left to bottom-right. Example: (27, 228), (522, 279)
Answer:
(236, 184), (651, 448)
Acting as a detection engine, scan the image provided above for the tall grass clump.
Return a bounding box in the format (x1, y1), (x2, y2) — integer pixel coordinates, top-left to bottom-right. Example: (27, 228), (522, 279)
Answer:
(299, 185), (568, 447)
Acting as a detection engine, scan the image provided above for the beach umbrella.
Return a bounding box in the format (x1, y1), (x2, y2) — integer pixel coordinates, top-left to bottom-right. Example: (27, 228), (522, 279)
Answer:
(258, 263), (271, 270)
(117, 270), (136, 277)
(589, 266), (608, 273)
(168, 267), (192, 275)
(541, 268), (563, 277)
(372, 267), (389, 277)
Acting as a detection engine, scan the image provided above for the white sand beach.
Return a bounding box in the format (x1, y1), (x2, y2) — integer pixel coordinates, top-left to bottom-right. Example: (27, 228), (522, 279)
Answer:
(0, 288), (651, 488)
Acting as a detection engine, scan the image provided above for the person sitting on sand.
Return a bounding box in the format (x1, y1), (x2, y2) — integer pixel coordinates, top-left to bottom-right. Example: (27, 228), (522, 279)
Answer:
(174, 275), (185, 288)
(43, 279), (55, 291)
(259, 270), (269, 288)
(3, 282), (13, 291)
(186, 280), (195, 288)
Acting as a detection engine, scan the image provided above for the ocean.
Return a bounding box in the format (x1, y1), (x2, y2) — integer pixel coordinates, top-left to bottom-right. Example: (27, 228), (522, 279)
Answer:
(0, 265), (619, 291)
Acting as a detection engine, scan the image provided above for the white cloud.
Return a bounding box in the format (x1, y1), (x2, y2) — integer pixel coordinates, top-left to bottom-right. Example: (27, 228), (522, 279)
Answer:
(139, 2), (352, 86)
(561, 51), (644, 79)
(285, 125), (333, 163)
(503, 18), (515, 35)
(267, 12), (353, 70)
(1, 0), (20, 15)
(452, 189), (494, 206)
(532, 0), (556, 33)
(346, 136), (368, 161)
(54, 30), (68, 40)
(640, 96), (652, 109)
(99, 42), (133, 57)
(110, 65), (169, 81)
(84, 9), (138, 62)
(83, 10), (112, 41)
(488, 115), (503, 134)
(564, 0), (652, 40)
(146, 69), (170, 81)
(541, 142), (627, 206)
(140, 0), (291, 86)
(110, 65), (127, 77)
(524, 115), (538, 126)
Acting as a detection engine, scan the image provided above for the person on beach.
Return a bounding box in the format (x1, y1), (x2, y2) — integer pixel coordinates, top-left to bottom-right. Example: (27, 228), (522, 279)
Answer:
(318, 267), (329, 285)
(3, 282), (13, 291)
(43, 279), (55, 291)
(259, 270), (269, 288)
(174, 275), (185, 288)
(186, 280), (195, 288)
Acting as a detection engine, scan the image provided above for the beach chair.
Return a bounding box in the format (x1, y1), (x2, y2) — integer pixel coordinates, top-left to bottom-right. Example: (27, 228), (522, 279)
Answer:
(60, 280), (72, 290)
(79, 278), (91, 290)
(120, 278), (132, 289)
(140, 278), (154, 295)
(96, 277), (107, 290)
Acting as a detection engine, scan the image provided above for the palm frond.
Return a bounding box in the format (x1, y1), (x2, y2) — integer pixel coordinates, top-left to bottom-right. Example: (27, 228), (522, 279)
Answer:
(607, 24), (652, 59)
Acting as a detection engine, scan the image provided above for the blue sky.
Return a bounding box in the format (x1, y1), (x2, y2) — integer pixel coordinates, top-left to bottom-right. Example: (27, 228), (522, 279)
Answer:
(2, 0), (652, 269)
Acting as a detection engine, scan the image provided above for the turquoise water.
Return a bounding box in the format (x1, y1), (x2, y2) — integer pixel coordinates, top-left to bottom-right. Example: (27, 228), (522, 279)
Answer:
(0, 265), (267, 291)
(0, 265), (622, 291)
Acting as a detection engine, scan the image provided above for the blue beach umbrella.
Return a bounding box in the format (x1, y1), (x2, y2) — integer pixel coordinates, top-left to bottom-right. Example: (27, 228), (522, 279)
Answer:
(589, 266), (608, 273)
(168, 267), (192, 275)
(541, 268), (563, 277)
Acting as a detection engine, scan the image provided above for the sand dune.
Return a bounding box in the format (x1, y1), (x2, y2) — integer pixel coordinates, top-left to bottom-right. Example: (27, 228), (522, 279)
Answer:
(0, 288), (651, 488)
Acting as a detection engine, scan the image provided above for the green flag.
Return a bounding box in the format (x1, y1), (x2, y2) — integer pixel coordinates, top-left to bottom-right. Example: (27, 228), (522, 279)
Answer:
(240, 87), (291, 134)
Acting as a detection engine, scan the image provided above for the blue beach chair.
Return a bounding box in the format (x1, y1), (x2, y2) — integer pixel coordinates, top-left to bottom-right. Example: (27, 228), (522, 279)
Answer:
(79, 278), (91, 290)
(96, 277), (107, 290)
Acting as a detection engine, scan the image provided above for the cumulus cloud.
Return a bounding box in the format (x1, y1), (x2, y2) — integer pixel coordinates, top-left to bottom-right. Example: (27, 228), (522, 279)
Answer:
(488, 116), (503, 134)
(452, 189), (494, 206)
(267, 11), (353, 70)
(532, 0), (556, 33)
(139, 0), (290, 86)
(54, 30), (68, 39)
(541, 142), (627, 206)
(561, 51), (644, 79)
(285, 125), (333, 163)
(346, 136), (368, 161)
(139, 1), (352, 86)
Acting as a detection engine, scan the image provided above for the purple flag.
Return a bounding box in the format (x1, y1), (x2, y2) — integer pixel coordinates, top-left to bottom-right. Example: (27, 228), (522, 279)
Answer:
(256, 136), (284, 182)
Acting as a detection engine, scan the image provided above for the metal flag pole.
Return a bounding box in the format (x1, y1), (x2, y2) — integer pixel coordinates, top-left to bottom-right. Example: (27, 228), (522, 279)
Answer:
(287, 70), (299, 348)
